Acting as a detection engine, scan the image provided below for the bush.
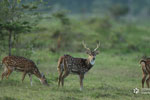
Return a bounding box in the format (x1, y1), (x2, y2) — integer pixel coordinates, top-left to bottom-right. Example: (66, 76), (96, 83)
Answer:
(109, 4), (129, 19)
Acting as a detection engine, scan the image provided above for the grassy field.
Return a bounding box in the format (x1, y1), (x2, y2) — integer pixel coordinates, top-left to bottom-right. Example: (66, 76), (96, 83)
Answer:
(0, 50), (149, 100)
(0, 16), (150, 100)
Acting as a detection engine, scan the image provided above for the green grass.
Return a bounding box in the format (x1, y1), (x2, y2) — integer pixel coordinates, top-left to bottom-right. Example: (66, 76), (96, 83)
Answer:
(0, 50), (149, 100)
(0, 16), (150, 100)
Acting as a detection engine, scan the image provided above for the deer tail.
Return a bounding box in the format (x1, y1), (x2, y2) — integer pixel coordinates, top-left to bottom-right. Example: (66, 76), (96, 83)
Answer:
(57, 56), (65, 73)
(140, 59), (147, 66)
(1, 57), (8, 68)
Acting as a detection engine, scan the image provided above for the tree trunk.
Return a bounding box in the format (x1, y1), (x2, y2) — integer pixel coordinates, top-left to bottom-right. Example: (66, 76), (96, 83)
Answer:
(8, 30), (12, 56)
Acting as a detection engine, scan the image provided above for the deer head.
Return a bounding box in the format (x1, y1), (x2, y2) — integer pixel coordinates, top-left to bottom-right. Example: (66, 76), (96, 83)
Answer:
(40, 73), (49, 86)
(82, 41), (100, 65)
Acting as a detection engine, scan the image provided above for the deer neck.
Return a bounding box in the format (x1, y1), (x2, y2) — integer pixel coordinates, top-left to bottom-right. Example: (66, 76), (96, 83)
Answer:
(33, 68), (42, 80)
(86, 56), (95, 66)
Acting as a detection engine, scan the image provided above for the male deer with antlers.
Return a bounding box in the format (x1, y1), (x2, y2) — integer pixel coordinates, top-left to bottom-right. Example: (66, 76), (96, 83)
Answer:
(57, 41), (100, 90)
(1, 56), (49, 86)
(140, 57), (150, 88)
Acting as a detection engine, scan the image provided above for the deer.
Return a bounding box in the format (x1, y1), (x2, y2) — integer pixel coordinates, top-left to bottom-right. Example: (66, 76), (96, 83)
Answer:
(140, 57), (150, 88)
(57, 41), (100, 91)
(1, 56), (49, 86)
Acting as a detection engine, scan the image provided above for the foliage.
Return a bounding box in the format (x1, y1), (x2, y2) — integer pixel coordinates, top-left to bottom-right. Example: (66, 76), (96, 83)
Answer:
(109, 4), (129, 19)
(50, 11), (76, 52)
(0, 0), (41, 56)
(0, 1), (150, 100)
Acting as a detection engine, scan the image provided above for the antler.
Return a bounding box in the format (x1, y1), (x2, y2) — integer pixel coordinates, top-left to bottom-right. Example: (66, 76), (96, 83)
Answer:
(82, 41), (91, 51)
(94, 42), (100, 51)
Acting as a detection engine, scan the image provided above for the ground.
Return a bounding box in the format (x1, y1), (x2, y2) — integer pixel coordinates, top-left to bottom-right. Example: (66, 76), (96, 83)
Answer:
(0, 51), (149, 100)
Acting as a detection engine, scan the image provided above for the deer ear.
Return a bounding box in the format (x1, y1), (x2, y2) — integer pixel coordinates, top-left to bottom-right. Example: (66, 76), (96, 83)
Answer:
(95, 51), (99, 55)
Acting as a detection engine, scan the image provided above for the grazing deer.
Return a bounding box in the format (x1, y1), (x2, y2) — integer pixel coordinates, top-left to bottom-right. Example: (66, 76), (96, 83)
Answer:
(1, 56), (49, 86)
(57, 41), (100, 90)
(140, 57), (150, 88)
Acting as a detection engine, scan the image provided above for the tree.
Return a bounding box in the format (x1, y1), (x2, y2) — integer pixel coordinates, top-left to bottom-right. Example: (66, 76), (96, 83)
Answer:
(0, 0), (39, 56)
(51, 11), (75, 52)
(109, 4), (129, 19)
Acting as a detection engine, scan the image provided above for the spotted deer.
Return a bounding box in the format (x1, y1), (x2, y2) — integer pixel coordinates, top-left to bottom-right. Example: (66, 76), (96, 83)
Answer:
(57, 41), (100, 90)
(140, 57), (150, 88)
(1, 56), (49, 86)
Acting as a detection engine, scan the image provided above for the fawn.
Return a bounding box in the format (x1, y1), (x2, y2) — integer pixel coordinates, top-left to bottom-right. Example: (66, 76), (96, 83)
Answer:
(1, 56), (49, 86)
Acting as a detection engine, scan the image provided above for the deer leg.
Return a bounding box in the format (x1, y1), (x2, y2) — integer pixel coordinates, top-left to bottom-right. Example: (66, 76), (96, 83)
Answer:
(1, 66), (8, 80)
(1, 72), (6, 80)
(60, 59), (69, 87)
(6, 68), (13, 79)
(146, 75), (150, 88)
(1, 71), (8, 80)
(79, 74), (84, 91)
(142, 74), (147, 88)
(28, 74), (32, 86)
(58, 71), (63, 87)
(22, 72), (27, 82)
(61, 71), (69, 87)
(57, 57), (64, 87)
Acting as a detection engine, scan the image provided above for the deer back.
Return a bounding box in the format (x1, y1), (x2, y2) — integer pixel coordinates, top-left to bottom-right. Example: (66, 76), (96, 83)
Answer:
(63, 55), (92, 74)
(2, 56), (39, 74)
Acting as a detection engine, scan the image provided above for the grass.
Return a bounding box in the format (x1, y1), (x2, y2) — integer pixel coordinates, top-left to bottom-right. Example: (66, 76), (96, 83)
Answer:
(0, 15), (150, 100)
(0, 50), (149, 100)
